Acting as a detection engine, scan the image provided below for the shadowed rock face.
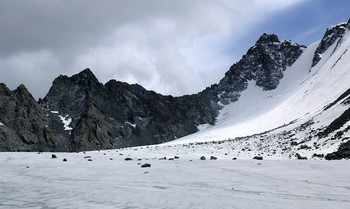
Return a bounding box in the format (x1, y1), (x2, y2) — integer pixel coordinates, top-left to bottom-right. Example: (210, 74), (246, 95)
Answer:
(325, 140), (350, 160)
(0, 33), (306, 152)
(216, 33), (305, 105)
(0, 84), (66, 152)
(312, 21), (350, 68)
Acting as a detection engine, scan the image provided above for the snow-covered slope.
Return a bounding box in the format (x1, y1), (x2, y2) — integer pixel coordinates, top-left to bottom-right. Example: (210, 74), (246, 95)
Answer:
(165, 25), (350, 159)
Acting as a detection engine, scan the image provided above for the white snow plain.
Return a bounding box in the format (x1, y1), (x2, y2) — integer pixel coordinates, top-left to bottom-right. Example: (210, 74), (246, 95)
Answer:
(1, 150), (350, 209)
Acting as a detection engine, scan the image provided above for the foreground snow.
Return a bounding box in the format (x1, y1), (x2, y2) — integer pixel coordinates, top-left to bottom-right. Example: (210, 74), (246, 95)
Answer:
(1, 150), (350, 209)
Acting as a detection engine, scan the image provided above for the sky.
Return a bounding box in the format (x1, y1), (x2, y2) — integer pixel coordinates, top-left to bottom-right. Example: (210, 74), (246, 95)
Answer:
(0, 0), (349, 100)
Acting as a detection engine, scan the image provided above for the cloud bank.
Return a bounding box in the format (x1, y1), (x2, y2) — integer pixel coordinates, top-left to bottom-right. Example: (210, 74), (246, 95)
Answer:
(0, 0), (307, 99)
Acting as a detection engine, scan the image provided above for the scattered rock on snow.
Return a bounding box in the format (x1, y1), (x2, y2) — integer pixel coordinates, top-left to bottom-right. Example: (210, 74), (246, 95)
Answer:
(125, 158), (133, 161)
(253, 156), (263, 160)
(296, 153), (307, 160)
(200, 156), (206, 160)
(210, 156), (217, 160)
(141, 163), (151, 168)
(312, 153), (325, 158)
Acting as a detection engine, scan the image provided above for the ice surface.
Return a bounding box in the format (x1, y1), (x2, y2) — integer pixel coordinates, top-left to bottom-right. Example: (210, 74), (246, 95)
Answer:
(1, 151), (350, 209)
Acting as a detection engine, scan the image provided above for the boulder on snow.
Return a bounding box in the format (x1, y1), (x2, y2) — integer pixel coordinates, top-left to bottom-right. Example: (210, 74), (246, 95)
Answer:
(210, 156), (217, 160)
(52, 154), (57, 159)
(200, 156), (206, 160)
(312, 153), (325, 158)
(141, 163), (151, 168)
(295, 153), (307, 160)
(253, 156), (263, 160)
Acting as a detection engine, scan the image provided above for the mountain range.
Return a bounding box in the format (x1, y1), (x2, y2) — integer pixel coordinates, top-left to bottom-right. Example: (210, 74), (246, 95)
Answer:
(1, 19), (350, 159)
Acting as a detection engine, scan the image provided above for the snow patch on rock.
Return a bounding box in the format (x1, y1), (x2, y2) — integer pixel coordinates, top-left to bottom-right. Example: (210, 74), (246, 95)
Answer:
(125, 122), (136, 128)
(59, 115), (73, 131)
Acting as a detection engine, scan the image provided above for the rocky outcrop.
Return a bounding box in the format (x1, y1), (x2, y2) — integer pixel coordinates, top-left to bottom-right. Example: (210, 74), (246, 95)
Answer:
(0, 83), (65, 152)
(325, 140), (350, 160)
(312, 20), (350, 68)
(215, 33), (305, 104)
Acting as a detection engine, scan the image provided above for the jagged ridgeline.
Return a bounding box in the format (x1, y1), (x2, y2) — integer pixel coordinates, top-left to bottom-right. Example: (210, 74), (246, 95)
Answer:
(2, 19), (350, 152)
(0, 32), (305, 152)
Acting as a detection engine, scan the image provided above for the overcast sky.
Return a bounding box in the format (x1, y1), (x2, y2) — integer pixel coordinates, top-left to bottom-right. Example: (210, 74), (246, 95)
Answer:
(1, 0), (350, 99)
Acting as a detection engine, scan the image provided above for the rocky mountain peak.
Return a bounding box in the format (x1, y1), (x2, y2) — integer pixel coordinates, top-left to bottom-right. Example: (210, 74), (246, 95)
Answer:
(14, 84), (36, 103)
(0, 83), (12, 96)
(15, 84), (29, 93)
(215, 33), (305, 104)
(312, 20), (349, 67)
(74, 68), (96, 79)
(256, 33), (280, 45)
(70, 68), (100, 86)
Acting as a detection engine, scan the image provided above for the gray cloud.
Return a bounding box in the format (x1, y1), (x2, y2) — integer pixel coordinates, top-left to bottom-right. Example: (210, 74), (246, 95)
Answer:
(0, 0), (307, 99)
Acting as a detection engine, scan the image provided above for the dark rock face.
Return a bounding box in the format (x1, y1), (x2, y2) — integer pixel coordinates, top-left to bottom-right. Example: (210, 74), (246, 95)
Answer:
(0, 33), (305, 152)
(41, 69), (209, 151)
(318, 107), (350, 138)
(324, 88), (350, 110)
(325, 140), (350, 160)
(312, 21), (350, 68)
(216, 33), (305, 104)
(0, 83), (64, 152)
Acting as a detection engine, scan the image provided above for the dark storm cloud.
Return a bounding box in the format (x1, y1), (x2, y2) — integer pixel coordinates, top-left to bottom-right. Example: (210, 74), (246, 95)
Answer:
(0, 0), (307, 99)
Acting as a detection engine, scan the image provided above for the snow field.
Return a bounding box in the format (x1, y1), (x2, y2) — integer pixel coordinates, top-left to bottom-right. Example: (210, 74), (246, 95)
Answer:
(1, 151), (350, 209)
